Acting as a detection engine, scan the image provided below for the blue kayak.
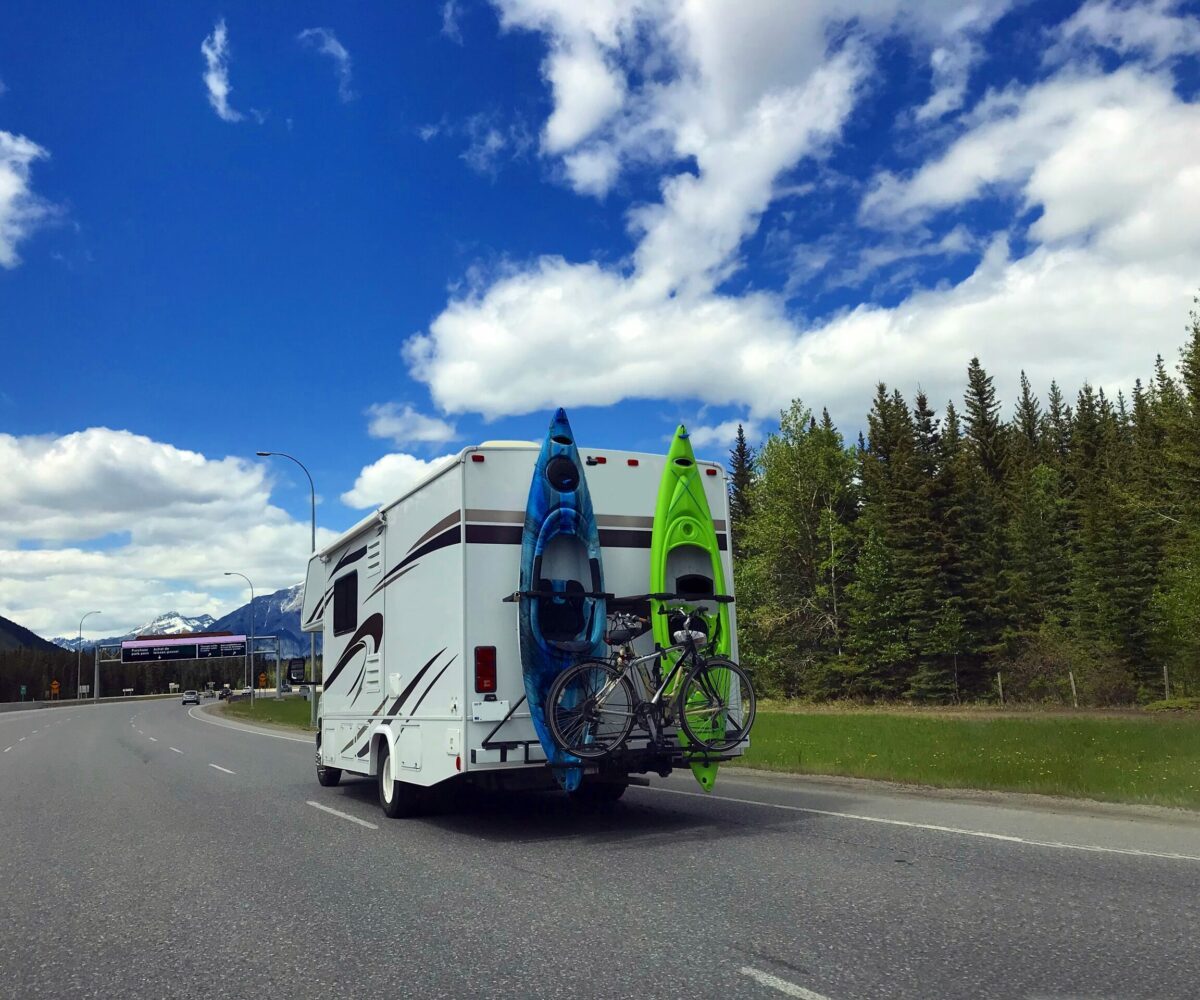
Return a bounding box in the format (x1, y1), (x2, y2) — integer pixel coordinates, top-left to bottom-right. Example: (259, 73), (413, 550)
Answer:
(518, 408), (606, 791)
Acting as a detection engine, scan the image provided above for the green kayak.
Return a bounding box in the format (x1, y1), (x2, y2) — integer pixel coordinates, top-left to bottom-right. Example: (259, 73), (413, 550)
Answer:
(650, 425), (732, 792)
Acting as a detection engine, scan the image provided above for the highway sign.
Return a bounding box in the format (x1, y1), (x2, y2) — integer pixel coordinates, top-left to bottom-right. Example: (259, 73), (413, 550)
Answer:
(287, 658), (307, 684)
(121, 635), (247, 663)
(50, 680), (60, 697)
(258, 672), (268, 688)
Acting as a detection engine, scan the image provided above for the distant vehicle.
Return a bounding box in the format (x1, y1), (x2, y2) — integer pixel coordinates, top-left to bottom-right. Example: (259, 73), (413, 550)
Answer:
(217, 689), (230, 700)
(181, 690), (200, 705)
(203, 688), (215, 698)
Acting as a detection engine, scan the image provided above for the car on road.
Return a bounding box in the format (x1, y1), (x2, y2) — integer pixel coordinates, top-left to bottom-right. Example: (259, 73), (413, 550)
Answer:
(181, 690), (199, 705)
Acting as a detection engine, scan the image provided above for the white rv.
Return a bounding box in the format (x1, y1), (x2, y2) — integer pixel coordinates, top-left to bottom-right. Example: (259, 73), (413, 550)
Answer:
(302, 440), (739, 817)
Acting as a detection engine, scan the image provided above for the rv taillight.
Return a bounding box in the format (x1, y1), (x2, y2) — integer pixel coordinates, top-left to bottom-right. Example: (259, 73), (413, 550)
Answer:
(471, 454), (485, 463)
(627, 459), (639, 467)
(705, 468), (718, 476)
(474, 646), (497, 692)
(592, 456), (606, 464)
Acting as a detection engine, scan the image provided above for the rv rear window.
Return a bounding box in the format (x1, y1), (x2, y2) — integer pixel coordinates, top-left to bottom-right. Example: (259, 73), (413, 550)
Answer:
(332, 572), (358, 636)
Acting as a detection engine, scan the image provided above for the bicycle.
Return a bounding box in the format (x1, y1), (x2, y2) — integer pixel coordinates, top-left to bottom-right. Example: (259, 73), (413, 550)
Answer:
(545, 593), (756, 760)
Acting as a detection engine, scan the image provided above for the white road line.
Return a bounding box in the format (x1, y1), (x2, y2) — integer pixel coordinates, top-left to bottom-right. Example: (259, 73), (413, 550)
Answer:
(209, 763), (236, 775)
(187, 704), (311, 743)
(306, 800), (379, 830)
(18, 737), (25, 742)
(740, 966), (831, 999)
(646, 787), (1200, 863)
(170, 747), (183, 754)
(147, 736), (157, 742)
(3, 746), (11, 753)
(31, 729), (37, 734)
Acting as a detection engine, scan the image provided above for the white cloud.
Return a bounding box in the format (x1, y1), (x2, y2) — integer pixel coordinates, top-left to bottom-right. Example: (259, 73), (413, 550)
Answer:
(687, 419), (761, 453)
(201, 19), (244, 122)
(0, 428), (338, 638)
(298, 27), (356, 102)
(461, 112), (533, 175)
(1053, 0), (1200, 66)
(542, 40), (626, 153)
(0, 130), (52, 268)
(366, 403), (458, 446)
(341, 453), (458, 509)
(442, 1), (464, 44)
(405, 4), (1200, 441)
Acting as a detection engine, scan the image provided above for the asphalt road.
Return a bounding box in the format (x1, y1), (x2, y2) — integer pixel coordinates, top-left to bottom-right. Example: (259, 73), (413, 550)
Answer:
(1, 699), (1197, 1000)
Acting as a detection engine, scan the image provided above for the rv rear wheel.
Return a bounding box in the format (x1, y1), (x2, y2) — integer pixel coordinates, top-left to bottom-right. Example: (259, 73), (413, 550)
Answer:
(571, 776), (628, 807)
(316, 763), (342, 787)
(377, 742), (425, 818)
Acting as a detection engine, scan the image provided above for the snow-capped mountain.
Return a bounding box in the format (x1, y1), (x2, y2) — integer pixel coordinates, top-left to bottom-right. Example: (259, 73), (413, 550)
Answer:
(52, 587), (317, 657)
(210, 584), (317, 658)
(53, 612), (218, 651)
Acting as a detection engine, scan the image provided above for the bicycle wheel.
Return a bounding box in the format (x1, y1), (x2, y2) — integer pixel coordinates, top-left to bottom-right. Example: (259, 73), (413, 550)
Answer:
(677, 656), (756, 753)
(547, 660), (636, 760)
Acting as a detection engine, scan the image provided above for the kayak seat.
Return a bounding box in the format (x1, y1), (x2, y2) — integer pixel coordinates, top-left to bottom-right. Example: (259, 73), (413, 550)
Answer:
(676, 573), (714, 597)
(537, 578), (586, 643)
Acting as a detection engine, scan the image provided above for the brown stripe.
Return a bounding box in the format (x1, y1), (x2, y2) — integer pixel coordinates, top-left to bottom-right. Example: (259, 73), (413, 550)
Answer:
(595, 514), (654, 529)
(464, 508), (525, 524)
(713, 519), (727, 531)
(407, 510), (462, 553)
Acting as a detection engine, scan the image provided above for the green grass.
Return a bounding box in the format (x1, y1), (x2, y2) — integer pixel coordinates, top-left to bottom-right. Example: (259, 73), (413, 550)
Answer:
(221, 696), (315, 731)
(731, 711), (1200, 809)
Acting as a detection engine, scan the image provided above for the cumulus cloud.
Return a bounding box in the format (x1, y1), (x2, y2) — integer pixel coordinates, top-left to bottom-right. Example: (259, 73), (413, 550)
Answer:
(341, 453), (458, 509)
(442, 1), (464, 44)
(200, 19), (244, 122)
(404, 3), (1200, 437)
(0, 130), (53, 268)
(686, 419), (762, 454)
(365, 403), (458, 446)
(298, 27), (356, 102)
(1053, 0), (1200, 66)
(0, 428), (337, 638)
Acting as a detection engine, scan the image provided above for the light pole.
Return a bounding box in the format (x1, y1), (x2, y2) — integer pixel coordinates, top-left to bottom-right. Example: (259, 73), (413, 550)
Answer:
(257, 451), (319, 727)
(77, 611), (102, 700)
(224, 572), (254, 705)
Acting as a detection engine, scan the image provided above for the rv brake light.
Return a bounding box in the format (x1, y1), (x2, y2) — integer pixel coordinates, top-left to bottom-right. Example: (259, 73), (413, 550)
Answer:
(474, 646), (497, 693)
(627, 459), (639, 466)
(471, 454), (485, 463)
(705, 468), (718, 476)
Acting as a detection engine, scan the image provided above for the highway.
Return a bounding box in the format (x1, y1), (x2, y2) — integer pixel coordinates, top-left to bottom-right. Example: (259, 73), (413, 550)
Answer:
(1, 699), (1197, 999)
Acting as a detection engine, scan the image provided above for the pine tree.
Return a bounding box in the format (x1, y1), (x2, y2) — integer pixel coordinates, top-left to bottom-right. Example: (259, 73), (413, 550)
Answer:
(728, 423), (756, 558)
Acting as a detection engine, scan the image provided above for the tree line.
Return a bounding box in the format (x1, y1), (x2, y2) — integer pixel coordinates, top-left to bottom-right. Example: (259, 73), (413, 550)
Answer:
(730, 304), (1200, 705)
(0, 648), (282, 703)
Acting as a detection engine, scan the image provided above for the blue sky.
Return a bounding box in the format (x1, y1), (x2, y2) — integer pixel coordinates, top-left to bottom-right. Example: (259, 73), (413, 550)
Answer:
(2, 1), (1199, 638)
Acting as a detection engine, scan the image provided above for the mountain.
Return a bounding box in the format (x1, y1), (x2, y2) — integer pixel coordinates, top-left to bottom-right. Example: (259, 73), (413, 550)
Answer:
(53, 612), (218, 651)
(210, 585), (317, 658)
(1, 613), (61, 652)
(50, 589), (317, 658)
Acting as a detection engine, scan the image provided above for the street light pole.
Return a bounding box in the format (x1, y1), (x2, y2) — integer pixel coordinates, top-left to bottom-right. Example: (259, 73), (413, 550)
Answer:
(77, 611), (102, 700)
(224, 572), (254, 705)
(257, 451), (319, 727)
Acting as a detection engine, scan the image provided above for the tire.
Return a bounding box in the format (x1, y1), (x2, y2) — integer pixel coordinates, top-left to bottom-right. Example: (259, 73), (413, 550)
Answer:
(315, 734), (342, 786)
(677, 657), (756, 753)
(547, 660), (636, 760)
(377, 742), (425, 819)
(571, 776), (628, 807)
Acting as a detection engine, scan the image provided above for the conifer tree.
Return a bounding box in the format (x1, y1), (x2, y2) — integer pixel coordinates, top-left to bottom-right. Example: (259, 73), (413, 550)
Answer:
(728, 423), (756, 558)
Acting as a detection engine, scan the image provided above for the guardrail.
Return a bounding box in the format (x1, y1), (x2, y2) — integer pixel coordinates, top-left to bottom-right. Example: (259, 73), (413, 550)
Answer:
(0, 693), (182, 714)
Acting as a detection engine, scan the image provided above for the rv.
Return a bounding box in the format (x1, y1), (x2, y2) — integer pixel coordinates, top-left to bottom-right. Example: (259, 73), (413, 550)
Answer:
(302, 440), (739, 816)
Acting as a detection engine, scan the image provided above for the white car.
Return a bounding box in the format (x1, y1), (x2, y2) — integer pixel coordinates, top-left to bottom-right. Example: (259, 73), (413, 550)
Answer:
(181, 690), (200, 705)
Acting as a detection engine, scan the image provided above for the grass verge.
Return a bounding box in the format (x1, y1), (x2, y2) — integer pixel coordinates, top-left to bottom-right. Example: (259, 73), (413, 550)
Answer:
(220, 696), (315, 731)
(730, 711), (1200, 809)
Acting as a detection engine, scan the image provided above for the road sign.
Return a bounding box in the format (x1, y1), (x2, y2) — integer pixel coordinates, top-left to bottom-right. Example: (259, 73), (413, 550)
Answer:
(19, 684), (27, 700)
(50, 680), (60, 698)
(120, 635), (247, 663)
(258, 672), (268, 688)
(287, 658), (307, 684)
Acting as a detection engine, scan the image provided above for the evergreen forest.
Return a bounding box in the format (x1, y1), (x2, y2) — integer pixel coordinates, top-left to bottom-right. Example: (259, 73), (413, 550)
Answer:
(730, 305), (1200, 706)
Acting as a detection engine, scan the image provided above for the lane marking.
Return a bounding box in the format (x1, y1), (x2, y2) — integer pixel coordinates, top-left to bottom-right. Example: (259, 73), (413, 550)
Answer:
(31, 730), (37, 734)
(645, 787), (1200, 863)
(170, 747), (183, 754)
(306, 800), (379, 830)
(3, 746), (11, 753)
(187, 704), (311, 743)
(209, 764), (236, 775)
(147, 736), (158, 742)
(740, 967), (831, 999)
(18, 737), (25, 742)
